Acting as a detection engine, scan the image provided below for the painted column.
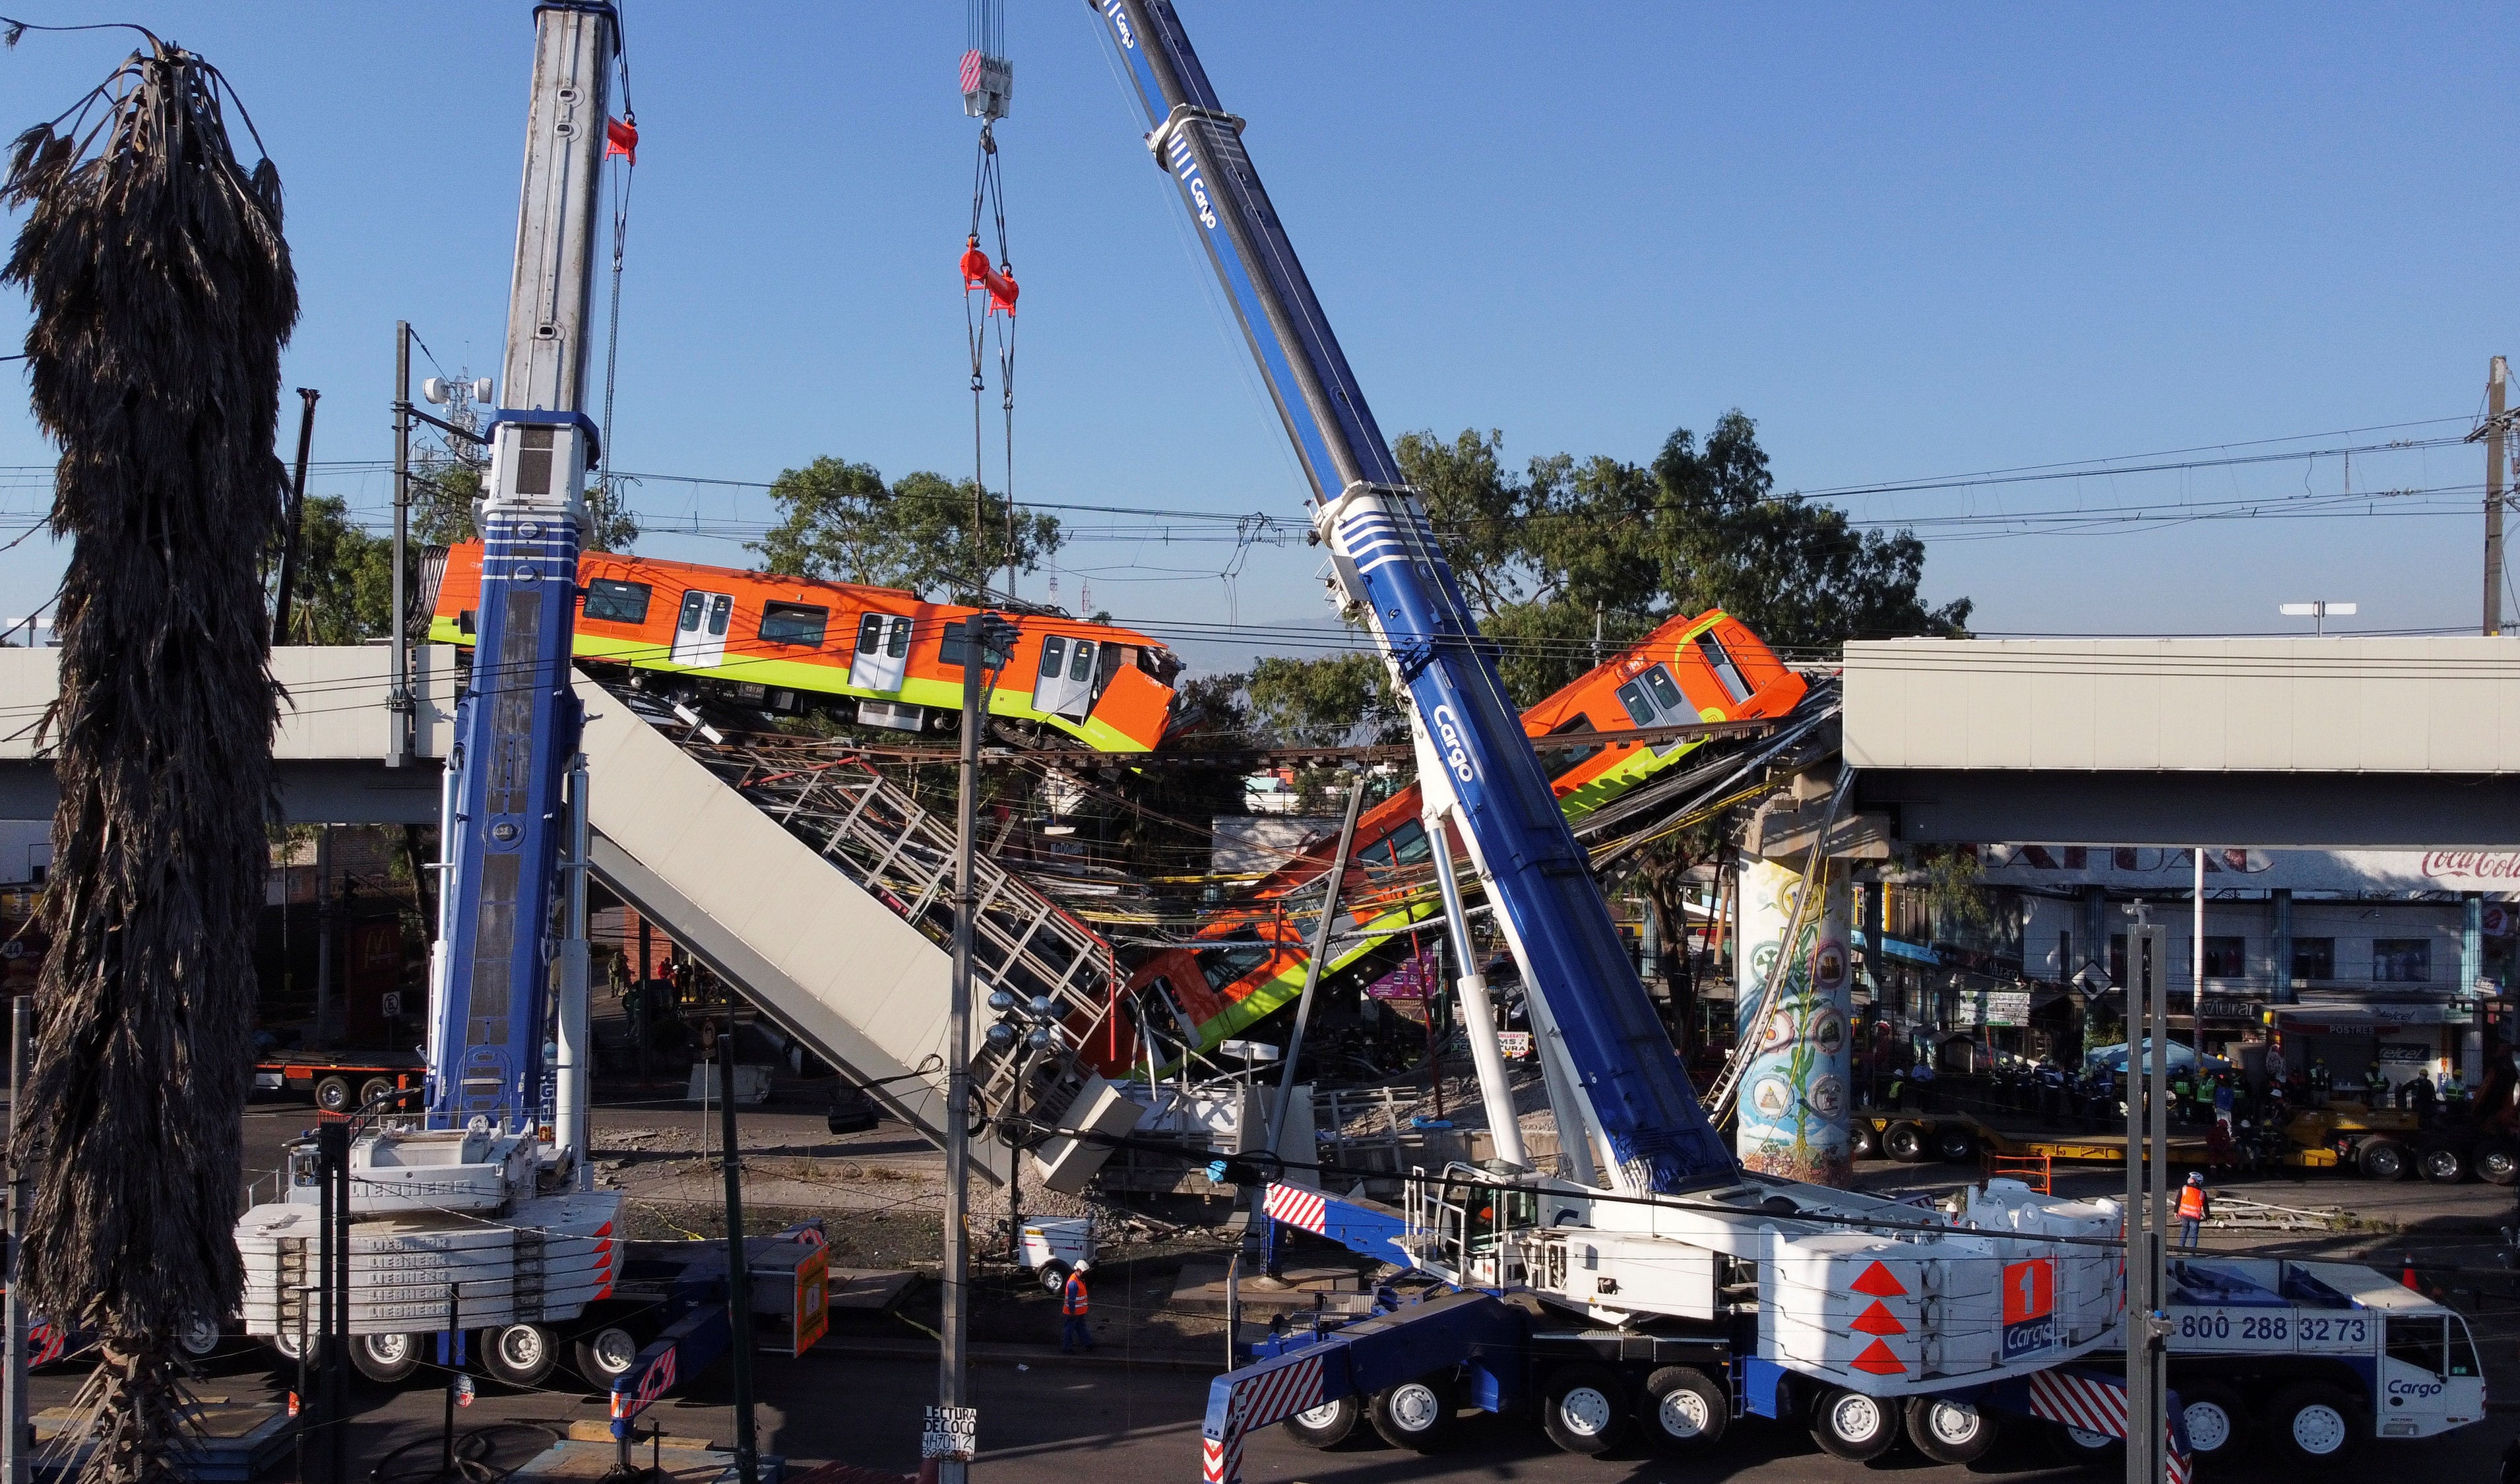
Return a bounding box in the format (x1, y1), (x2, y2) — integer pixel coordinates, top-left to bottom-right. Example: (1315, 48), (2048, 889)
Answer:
(1737, 858), (1852, 1185)
(2272, 889), (2296, 1005)
(2081, 886), (2109, 987)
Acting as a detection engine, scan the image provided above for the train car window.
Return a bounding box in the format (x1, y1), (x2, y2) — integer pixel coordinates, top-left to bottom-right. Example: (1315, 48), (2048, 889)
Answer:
(758, 602), (829, 648)
(1641, 665), (1687, 716)
(1388, 820), (1433, 865)
(940, 620), (967, 669)
(1694, 633), (1751, 704)
(888, 618), (910, 658)
(678, 592), (707, 632)
(1069, 640), (1096, 682)
(583, 578), (652, 625)
(1614, 679), (1656, 727)
(1197, 944), (1278, 989)
(858, 613), (885, 654)
(1542, 714), (1604, 780)
(705, 594), (732, 637)
(1039, 635), (1067, 677)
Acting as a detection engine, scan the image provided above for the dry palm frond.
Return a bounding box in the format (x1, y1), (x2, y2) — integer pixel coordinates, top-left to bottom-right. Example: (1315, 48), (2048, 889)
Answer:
(4, 31), (292, 1484)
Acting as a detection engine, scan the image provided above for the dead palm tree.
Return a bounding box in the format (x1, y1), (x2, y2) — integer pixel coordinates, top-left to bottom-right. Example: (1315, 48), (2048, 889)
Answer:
(3, 24), (294, 1484)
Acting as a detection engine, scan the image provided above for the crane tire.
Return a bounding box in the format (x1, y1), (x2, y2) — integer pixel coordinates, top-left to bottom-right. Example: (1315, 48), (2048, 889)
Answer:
(1637, 1365), (1726, 1453)
(1810, 1385), (1899, 1462)
(2178, 1381), (2248, 1466)
(2476, 1138), (2520, 1186)
(484, 1322), (561, 1388)
(1282, 1395), (1362, 1449)
(2266, 1382), (2361, 1466)
(349, 1332), (422, 1386)
(1905, 1394), (1998, 1464)
(1540, 1363), (1628, 1456)
(1368, 1371), (1457, 1452)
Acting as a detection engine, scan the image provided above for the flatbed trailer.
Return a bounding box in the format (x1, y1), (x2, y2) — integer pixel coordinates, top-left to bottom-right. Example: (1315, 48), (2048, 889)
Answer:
(1846, 1110), (2213, 1167)
(251, 1051), (426, 1114)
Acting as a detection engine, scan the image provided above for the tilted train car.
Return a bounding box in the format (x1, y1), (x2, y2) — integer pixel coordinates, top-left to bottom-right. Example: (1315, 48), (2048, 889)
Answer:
(1106, 609), (1806, 1069)
(425, 543), (1181, 753)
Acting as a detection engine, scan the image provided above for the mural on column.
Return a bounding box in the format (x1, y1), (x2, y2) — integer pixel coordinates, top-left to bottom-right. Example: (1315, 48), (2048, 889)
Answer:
(1736, 858), (1853, 1185)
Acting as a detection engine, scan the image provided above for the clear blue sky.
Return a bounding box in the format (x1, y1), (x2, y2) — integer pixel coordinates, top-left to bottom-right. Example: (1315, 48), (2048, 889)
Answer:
(3, 2), (2515, 671)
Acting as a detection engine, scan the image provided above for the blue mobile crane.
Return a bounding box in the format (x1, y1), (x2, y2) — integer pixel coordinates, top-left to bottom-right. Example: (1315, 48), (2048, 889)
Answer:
(236, 2), (825, 1409)
(1085, 3), (2176, 1476)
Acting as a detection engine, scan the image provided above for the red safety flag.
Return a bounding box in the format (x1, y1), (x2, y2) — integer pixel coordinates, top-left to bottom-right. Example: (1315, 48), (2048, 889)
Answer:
(605, 115), (639, 165)
(960, 239), (1019, 317)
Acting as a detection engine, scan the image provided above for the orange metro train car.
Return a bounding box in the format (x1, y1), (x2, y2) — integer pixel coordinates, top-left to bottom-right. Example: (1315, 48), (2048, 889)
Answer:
(1106, 608), (1807, 1068)
(425, 543), (1181, 753)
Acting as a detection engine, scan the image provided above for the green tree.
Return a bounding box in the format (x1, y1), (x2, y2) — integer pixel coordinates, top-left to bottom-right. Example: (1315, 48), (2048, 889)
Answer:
(1247, 653), (1399, 746)
(750, 455), (1058, 599)
(1401, 412), (1970, 705)
(277, 495), (394, 643)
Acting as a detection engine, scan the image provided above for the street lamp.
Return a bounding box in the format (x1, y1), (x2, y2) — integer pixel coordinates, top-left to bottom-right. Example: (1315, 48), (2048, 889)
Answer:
(2278, 600), (2356, 636)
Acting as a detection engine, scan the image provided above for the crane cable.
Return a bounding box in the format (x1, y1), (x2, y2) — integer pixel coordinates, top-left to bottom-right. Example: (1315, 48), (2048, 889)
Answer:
(596, 10), (638, 547)
(961, 9), (1018, 603)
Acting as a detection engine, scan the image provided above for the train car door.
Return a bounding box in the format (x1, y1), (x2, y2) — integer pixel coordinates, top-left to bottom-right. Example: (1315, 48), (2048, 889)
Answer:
(1032, 634), (1097, 720)
(851, 613), (912, 692)
(671, 590), (734, 668)
(1611, 663), (1699, 754)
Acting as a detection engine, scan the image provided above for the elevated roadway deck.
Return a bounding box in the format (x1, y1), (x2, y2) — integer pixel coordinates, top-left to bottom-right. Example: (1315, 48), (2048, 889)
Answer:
(1844, 637), (2520, 846)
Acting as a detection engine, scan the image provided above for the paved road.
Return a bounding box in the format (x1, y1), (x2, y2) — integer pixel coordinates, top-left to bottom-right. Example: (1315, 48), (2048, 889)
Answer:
(84, 1337), (2515, 1484)
(141, 1094), (2520, 1481)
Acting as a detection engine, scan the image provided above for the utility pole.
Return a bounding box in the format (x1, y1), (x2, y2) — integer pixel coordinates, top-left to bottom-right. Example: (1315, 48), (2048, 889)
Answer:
(2488, 356), (2509, 636)
(939, 612), (1013, 1484)
(2124, 902), (2170, 1484)
(388, 323), (413, 768)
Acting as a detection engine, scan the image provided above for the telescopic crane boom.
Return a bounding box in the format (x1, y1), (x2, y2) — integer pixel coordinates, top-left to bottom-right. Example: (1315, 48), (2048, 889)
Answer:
(1090, 0), (1730, 1197)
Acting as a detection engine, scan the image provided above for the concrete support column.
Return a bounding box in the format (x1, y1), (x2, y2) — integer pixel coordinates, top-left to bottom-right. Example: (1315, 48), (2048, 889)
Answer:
(2466, 894), (2487, 1086)
(1737, 858), (1852, 1185)
(2272, 888), (2295, 1005)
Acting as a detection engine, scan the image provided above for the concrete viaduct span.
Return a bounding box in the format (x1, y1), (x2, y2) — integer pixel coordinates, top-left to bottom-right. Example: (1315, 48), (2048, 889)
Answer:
(1843, 638), (2520, 849)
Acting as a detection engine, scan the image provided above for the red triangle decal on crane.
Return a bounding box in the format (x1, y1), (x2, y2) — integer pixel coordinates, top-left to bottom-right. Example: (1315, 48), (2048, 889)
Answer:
(1850, 1300), (1906, 1336)
(1850, 1261), (1908, 1297)
(1850, 1339), (1906, 1375)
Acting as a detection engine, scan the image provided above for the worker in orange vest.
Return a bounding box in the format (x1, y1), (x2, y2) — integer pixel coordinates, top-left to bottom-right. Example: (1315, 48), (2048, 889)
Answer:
(1060, 1260), (1094, 1353)
(2177, 1171), (2209, 1250)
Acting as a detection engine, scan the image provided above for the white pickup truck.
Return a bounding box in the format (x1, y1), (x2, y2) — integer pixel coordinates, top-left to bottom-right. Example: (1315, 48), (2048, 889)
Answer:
(2057, 1257), (2486, 1468)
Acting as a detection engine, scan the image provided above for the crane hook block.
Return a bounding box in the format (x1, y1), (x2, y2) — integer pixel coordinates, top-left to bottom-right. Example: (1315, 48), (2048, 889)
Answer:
(960, 241), (1019, 317)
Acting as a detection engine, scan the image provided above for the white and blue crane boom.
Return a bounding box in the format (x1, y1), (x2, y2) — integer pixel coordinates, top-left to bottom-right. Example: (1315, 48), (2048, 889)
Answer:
(232, 5), (827, 1413)
(1085, 2), (2170, 1475)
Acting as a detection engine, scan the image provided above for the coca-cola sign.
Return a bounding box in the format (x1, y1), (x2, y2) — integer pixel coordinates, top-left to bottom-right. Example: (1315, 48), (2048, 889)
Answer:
(1973, 845), (2520, 897)
(2421, 852), (2520, 882)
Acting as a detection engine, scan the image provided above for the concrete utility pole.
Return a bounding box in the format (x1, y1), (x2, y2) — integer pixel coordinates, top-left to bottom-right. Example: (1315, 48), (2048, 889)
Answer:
(2124, 904), (2171, 1484)
(940, 613), (1013, 1484)
(388, 323), (413, 768)
(2488, 356), (2507, 636)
